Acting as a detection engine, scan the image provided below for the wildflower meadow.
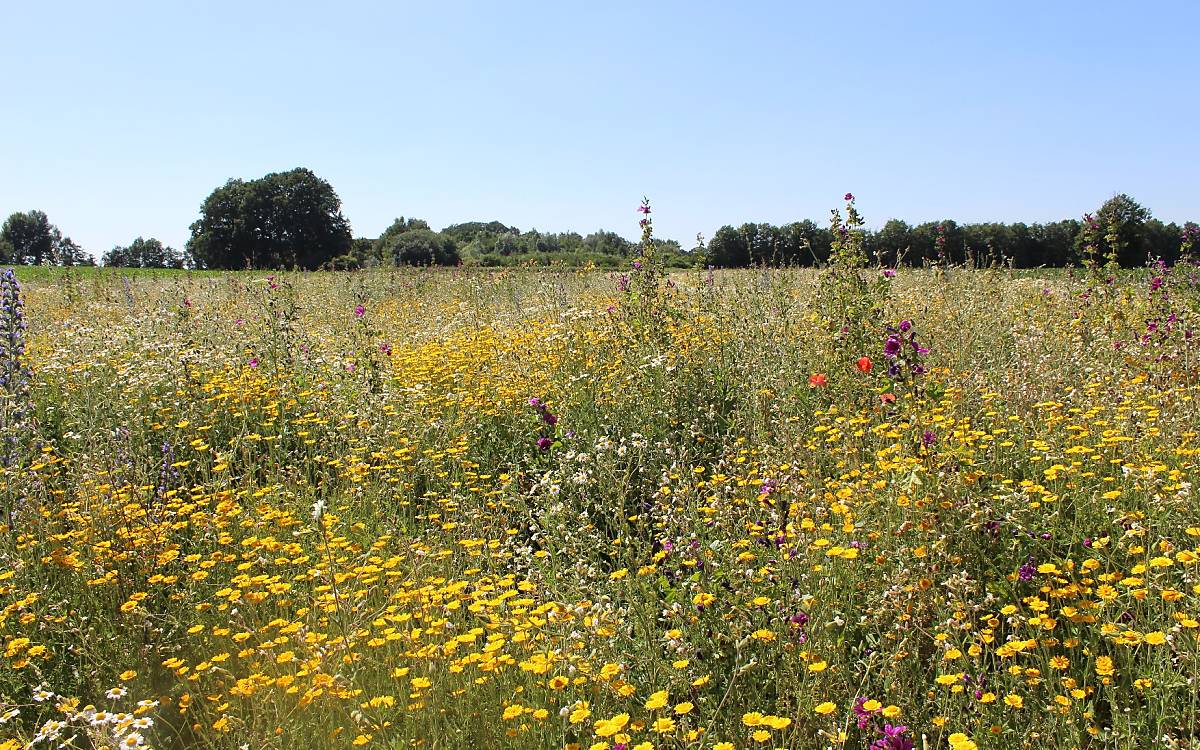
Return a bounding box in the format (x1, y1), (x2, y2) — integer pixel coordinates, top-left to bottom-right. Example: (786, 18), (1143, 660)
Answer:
(2, 201), (1199, 750)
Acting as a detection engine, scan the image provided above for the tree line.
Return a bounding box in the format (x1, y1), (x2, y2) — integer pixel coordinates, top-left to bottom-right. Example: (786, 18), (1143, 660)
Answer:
(3, 168), (1196, 270)
(705, 195), (1198, 269)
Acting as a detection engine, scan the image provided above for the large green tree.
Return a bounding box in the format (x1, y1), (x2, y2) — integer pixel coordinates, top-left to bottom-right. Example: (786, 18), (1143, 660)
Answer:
(186, 168), (352, 270)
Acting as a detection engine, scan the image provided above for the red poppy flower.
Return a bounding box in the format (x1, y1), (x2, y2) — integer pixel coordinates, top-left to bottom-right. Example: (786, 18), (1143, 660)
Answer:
(856, 356), (873, 374)
(809, 373), (827, 387)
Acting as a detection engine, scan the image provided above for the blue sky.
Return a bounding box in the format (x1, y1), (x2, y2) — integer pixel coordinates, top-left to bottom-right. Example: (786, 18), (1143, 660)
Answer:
(2, 1), (1197, 256)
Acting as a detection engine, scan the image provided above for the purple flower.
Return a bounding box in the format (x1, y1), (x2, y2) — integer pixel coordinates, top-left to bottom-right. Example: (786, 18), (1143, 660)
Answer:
(1018, 557), (1036, 582)
(528, 397), (541, 407)
(884, 335), (902, 358)
(536, 436), (552, 451)
(898, 320), (912, 333)
(248, 357), (258, 368)
(844, 192), (855, 201)
(883, 268), (896, 278)
(543, 412), (558, 426)
(354, 304), (366, 318)
(922, 430), (937, 447)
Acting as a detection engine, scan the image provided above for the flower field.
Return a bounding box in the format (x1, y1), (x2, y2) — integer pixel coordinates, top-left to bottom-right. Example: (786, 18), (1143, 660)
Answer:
(2, 256), (1199, 749)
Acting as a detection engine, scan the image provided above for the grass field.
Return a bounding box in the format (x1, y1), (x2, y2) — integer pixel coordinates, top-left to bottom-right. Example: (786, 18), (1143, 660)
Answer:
(1, 261), (1198, 749)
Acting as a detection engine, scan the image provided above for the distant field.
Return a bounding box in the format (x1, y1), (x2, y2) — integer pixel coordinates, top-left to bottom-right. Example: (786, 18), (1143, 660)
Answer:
(1, 265), (1197, 749)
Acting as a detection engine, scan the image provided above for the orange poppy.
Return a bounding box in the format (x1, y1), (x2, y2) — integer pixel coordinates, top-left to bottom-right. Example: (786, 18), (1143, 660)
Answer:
(809, 373), (827, 387)
(856, 356), (873, 374)
(880, 392), (896, 405)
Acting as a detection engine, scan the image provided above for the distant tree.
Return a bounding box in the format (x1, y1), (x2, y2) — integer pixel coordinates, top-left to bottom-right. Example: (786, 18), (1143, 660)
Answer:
(442, 221), (518, 245)
(103, 237), (185, 268)
(869, 219), (913, 268)
(707, 225), (749, 267)
(371, 218), (456, 264)
(582, 230), (634, 257)
(384, 228), (458, 266)
(53, 236), (94, 266)
(1076, 194), (1151, 268)
(0, 210), (92, 266)
(186, 168), (352, 270)
(1, 211), (55, 265)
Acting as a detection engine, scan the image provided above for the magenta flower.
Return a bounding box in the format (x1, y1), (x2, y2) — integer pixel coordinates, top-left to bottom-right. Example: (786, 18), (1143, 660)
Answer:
(844, 192), (854, 201)
(354, 304), (366, 318)
(536, 436), (552, 451)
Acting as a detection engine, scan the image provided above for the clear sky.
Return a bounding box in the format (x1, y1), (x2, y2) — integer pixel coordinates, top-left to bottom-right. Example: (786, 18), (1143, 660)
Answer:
(2, 1), (1197, 257)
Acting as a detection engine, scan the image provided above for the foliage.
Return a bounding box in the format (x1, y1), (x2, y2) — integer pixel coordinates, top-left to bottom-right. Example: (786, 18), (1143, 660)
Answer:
(186, 168), (352, 270)
(0, 211), (92, 267)
(706, 194), (1191, 269)
(102, 237), (186, 269)
(373, 220), (459, 266)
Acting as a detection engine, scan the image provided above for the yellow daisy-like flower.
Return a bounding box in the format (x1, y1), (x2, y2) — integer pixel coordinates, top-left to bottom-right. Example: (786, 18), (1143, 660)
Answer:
(594, 713), (630, 738)
(674, 702), (694, 715)
(814, 702), (837, 715)
(742, 712), (764, 727)
(651, 717), (675, 734)
(645, 690), (669, 710)
(1004, 694), (1024, 709)
(752, 729), (771, 743)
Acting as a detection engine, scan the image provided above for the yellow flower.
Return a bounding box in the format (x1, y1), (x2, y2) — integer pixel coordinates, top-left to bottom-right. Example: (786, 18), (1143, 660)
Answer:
(570, 704), (592, 724)
(752, 729), (771, 743)
(502, 705), (523, 720)
(742, 712), (764, 727)
(808, 660), (827, 672)
(881, 705), (901, 719)
(594, 713), (629, 737)
(814, 702), (837, 715)
(674, 701), (694, 715)
(714, 744), (734, 750)
(1004, 694), (1024, 709)
(645, 690), (669, 710)
(948, 732), (978, 750)
(1095, 656), (1115, 677)
(652, 717), (675, 733)
(861, 699), (881, 712)
(1144, 631), (1167, 645)
(763, 715), (791, 730)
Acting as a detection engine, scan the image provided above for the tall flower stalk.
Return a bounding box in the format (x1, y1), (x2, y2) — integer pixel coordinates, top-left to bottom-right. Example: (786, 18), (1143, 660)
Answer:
(1, 268), (32, 529)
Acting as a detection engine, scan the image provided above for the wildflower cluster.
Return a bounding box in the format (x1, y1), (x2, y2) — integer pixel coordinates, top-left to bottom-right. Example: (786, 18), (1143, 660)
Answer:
(0, 262), (1198, 750)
